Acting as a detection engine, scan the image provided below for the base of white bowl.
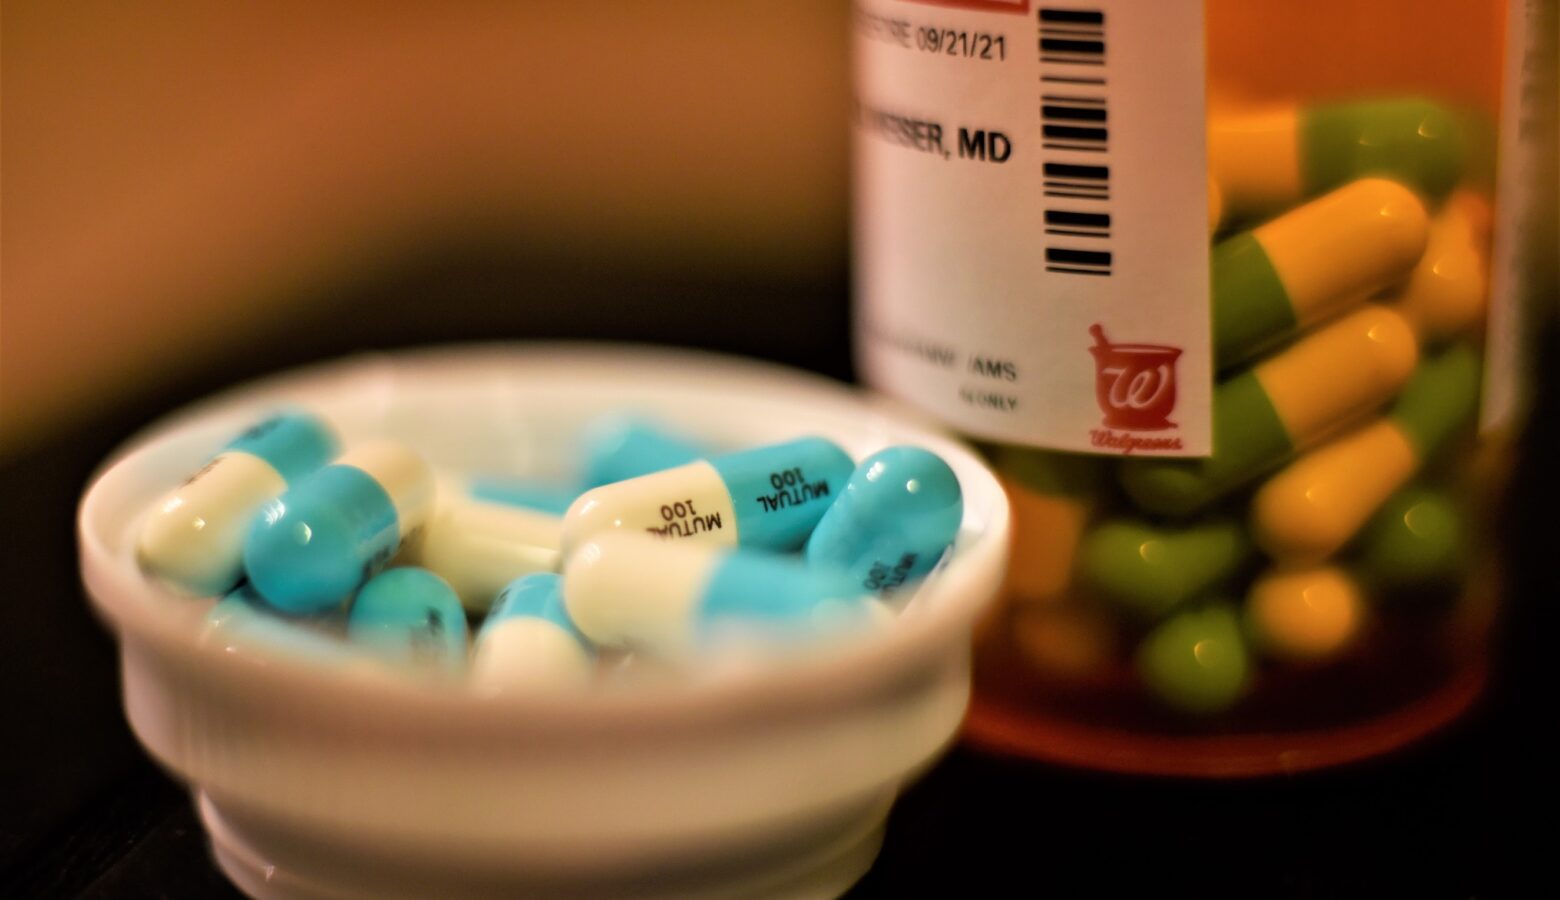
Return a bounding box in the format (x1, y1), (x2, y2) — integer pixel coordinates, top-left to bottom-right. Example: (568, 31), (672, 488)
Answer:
(199, 790), (889, 900)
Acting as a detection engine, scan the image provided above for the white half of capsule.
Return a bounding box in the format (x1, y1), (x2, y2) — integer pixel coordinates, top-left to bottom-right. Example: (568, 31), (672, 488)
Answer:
(470, 617), (594, 693)
(200, 600), (373, 674)
(562, 532), (716, 657)
(403, 494), (563, 611)
(345, 441), (436, 539)
(138, 451), (287, 595)
(561, 461), (739, 555)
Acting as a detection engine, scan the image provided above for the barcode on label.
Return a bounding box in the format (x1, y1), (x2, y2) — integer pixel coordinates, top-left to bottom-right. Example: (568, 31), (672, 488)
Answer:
(1039, 7), (1110, 276)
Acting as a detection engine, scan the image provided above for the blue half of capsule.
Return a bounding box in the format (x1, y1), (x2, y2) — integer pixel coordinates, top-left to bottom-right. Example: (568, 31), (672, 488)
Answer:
(708, 437), (855, 550)
(804, 446), (962, 599)
(347, 567), (468, 672)
(697, 552), (871, 638)
(224, 410), (340, 482)
(245, 444), (432, 615)
(582, 415), (709, 488)
(482, 572), (591, 645)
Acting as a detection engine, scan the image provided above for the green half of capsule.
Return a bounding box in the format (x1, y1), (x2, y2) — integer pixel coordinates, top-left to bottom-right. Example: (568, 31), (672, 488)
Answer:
(1299, 99), (1469, 201)
(1353, 486), (1466, 594)
(1135, 603), (1251, 715)
(1081, 517), (1251, 621)
(1386, 343), (1482, 462)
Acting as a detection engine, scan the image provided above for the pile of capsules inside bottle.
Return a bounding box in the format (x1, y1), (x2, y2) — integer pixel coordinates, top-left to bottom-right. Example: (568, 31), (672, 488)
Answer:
(988, 97), (1499, 718)
(137, 415), (964, 690)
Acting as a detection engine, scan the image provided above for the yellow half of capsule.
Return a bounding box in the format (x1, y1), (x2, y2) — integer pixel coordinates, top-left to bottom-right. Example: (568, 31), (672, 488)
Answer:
(1252, 418), (1419, 563)
(1254, 304), (1420, 448)
(1245, 566), (1365, 662)
(1392, 190), (1490, 342)
(1253, 178), (1429, 327)
(1208, 107), (1303, 217)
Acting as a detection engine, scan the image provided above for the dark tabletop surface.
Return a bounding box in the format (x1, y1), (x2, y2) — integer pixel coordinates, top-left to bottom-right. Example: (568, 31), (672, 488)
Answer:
(1, 249), (1549, 897)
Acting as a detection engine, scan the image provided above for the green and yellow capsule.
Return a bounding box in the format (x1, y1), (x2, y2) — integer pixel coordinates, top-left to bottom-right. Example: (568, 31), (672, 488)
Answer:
(1120, 305), (1420, 517)
(1212, 178), (1429, 369)
(1208, 98), (1467, 220)
(1252, 344), (1480, 563)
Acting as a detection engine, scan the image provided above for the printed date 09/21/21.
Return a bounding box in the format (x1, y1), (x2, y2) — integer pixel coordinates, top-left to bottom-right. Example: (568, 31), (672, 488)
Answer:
(857, 10), (1007, 62)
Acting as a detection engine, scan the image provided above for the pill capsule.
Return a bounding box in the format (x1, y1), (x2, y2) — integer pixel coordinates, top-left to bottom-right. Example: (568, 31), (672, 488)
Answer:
(563, 532), (871, 658)
(467, 475), (580, 517)
(138, 411), (338, 595)
(994, 449), (1103, 604)
(201, 585), (364, 668)
(581, 415), (710, 488)
(561, 436), (854, 554)
(1244, 566), (1365, 663)
(804, 446), (962, 601)
(1081, 518), (1251, 621)
(1120, 305), (1419, 517)
(402, 484), (562, 612)
(1135, 604), (1251, 715)
(1208, 98), (1466, 219)
(346, 567), (467, 673)
(1252, 344), (1480, 562)
(1354, 487), (1466, 592)
(1391, 191), (1491, 343)
(244, 441), (435, 615)
(1009, 603), (1119, 684)
(1212, 178), (1429, 368)
(470, 573), (595, 692)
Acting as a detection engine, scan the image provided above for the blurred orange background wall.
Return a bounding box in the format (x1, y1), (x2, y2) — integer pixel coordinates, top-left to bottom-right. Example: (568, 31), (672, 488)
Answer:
(1, 2), (850, 456)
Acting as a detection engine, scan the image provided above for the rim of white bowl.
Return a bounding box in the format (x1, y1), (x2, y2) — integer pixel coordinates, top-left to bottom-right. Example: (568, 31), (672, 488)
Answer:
(78, 342), (1010, 735)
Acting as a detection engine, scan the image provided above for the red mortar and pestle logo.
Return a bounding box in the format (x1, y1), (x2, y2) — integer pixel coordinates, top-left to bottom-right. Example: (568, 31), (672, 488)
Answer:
(1088, 323), (1181, 432)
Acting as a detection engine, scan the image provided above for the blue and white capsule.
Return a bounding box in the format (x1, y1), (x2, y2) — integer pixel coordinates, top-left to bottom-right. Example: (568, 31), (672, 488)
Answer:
(580, 415), (710, 488)
(244, 441), (435, 615)
(471, 573), (595, 692)
(563, 532), (876, 658)
(403, 474), (563, 612)
(805, 446), (962, 600)
(561, 436), (854, 554)
(138, 411), (338, 595)
(346, 567), (468, 674)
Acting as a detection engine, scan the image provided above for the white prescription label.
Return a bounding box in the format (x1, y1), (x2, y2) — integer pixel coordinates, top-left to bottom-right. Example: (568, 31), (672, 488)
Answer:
(853, 0), (1210, 456)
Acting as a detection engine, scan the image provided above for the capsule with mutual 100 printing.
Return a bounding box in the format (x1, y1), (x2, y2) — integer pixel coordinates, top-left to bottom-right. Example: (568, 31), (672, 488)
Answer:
(804, 446), (963, 601)
(561, 436), (854, 554)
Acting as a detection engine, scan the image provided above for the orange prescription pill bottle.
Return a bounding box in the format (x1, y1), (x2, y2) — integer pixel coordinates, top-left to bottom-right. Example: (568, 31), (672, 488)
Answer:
(853, 0), (1549, 775)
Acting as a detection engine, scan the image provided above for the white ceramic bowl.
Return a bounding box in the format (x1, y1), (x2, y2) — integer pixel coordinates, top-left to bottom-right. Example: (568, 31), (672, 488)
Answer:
(78, 344), (1009, 899)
